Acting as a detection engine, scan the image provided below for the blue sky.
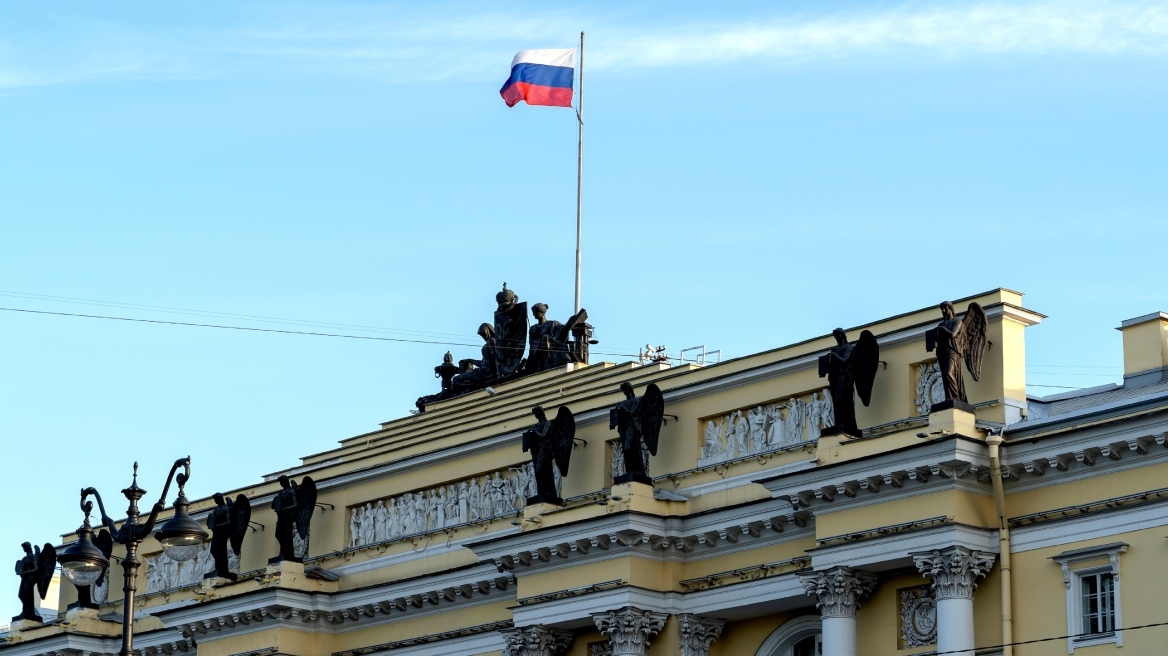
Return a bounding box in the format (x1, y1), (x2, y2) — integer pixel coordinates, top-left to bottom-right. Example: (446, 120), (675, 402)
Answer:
(2, 0), (1166, 613)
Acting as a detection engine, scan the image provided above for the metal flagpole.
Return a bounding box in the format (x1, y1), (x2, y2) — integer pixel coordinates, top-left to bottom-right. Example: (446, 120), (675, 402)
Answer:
(574, 31), (584, 314)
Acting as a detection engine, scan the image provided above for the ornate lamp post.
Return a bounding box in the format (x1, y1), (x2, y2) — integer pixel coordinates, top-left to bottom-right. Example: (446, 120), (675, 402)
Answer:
(56, 458), (208, 656)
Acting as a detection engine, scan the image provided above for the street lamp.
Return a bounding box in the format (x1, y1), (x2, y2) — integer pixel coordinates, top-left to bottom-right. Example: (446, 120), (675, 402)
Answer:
(57, 458), (208, 656)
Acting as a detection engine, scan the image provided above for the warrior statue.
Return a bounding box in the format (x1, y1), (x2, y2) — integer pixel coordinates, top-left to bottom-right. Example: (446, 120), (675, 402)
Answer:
(450, 323), (500, 395)
(206, 493), (251, 580)
(525, 304), (588, 374)
(522, 406), (576, 505)
(270, 476), (317, 564)
(13, 542), (55, 622)
(926, 301), (988, 409)
(492, 283), (529, 378)
(608, 382), (666, 485)
(818, 328), (880, 437)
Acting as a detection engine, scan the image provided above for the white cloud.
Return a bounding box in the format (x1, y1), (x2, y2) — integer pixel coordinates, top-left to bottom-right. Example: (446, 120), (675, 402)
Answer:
(1, 1), (1166, 89)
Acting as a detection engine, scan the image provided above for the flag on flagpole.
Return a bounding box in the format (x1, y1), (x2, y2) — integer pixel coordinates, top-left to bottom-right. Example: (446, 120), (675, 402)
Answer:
(499, 49), (576, 108)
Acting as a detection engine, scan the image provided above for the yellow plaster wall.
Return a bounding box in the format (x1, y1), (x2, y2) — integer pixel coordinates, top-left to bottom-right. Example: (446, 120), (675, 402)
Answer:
(330, 601), (513, 652)
(1003, 461), (1168, 518)
(1120, 317), (1168, 376)
(814, 491), (995, 540)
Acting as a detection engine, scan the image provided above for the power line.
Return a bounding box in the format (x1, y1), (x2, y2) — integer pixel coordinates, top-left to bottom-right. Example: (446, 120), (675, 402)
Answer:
(0, 306), (644, 359)
(933, 620), (1168, 655)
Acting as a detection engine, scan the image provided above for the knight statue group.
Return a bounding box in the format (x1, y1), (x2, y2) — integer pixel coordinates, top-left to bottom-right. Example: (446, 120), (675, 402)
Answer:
(416, 284), (593, 412)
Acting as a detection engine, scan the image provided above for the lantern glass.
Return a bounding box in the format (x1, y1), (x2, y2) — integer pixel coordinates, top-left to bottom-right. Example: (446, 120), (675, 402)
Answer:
(159, 534), (203, 562)
(61, 559), (105, 587)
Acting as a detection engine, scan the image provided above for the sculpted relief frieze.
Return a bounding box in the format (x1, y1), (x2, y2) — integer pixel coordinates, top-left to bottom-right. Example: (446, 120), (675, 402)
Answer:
(697, 389), (830, 467)
(348, 463), (549, 549)
(898, 585), (937, 649)
(145, 543), (239, 595)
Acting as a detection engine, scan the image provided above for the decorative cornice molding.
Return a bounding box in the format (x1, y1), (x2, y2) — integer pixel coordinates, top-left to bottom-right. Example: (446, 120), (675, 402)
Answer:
(591, 607), (667, 656)
(677, 615), (725, 656)
(798, 567), (877, 619)
(911, 546), (995, 600)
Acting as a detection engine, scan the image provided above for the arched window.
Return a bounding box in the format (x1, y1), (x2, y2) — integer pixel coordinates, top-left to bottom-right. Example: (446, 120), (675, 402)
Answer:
(756, 615), (822, 656)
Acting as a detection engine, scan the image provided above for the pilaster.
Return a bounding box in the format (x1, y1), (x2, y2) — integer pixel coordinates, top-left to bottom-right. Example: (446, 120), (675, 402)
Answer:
(677, 614), (725, 656)
(591, 606), (668, 656)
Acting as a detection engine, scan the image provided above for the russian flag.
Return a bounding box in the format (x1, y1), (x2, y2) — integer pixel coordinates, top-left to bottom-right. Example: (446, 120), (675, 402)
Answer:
(499, 49), (575, 108)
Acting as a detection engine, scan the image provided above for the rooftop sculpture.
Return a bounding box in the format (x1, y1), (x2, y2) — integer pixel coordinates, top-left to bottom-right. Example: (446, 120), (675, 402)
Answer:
(13, 542), (56, 622)
(926, 301), (988, 410)
(206, 493), (251, 580)
(416, 284), (595, 412)
(818, 328), (880, 437)
(609, 382), (666, 485)
(270, 476), (316, 564)
(522, 406), (577, 505)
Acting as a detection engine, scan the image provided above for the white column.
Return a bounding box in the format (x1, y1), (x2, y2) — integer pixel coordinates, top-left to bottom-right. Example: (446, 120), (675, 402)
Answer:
(592, 607), (668, 656)
(912, 547), (996, 656)
(799, 567), (877, 656)
(499, 625), (573, 656)
(678, 614), (725, 656)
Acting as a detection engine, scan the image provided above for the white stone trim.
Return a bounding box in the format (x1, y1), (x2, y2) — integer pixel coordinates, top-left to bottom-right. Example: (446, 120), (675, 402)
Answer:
(809, 523), (996, 571)
(1052, 543), (1127, 654)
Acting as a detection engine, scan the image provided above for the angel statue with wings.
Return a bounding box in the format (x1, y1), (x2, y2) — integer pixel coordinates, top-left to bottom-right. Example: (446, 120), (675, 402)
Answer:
(609, 382), (666, 485)
(818, 328), (880, 438)
(926, 301), (989, 409)
(207, 493), (251, 580)
(522, 406), (577, 505)
(270, 476), (317, 564)
(13, 541), (56, 622)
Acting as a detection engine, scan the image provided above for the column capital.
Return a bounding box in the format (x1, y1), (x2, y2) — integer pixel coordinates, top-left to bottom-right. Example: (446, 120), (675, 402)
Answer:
(591, 606), (668, 656)
(912, 546), (996, 600)
(500, 625), (573, 656)
(677, 614), (725, 656)
(798, 567), (878, 619)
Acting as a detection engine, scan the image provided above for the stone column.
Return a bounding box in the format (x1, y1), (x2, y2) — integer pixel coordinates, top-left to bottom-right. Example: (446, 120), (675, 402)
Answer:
(499, 625), (573, 656)
(912, 547), (996, 656)
(592, 607), (668, 656)
(799, 567), (878, 656)
(678, 614), (725, 656)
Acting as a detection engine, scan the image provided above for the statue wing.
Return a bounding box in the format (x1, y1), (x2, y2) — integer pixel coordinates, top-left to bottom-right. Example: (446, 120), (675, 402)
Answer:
(295, 477), (318, 539)
(551, 406), (577, 476)
(94, 530), (114, 587)
(961, 303), (989, 382)
(637, 383), (666, 456)
(853, 330), (880, 407)
(230, 495), (252, 556)
(37, 544), (56, 599)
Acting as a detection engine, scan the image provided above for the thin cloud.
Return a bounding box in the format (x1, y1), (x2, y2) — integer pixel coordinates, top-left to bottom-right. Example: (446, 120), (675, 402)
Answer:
(1, 1), (1166, 89)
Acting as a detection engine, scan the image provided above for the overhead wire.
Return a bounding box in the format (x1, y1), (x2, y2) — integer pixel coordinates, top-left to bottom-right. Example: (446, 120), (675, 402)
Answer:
(0, 306), (646, 359)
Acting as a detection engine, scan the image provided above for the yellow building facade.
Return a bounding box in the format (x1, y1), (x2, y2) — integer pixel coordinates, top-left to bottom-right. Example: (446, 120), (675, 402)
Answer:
(6, 289), (1168, 656)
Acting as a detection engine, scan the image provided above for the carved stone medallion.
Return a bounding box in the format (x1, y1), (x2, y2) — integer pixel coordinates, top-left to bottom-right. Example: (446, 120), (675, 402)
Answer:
(898, 585), (937, 649)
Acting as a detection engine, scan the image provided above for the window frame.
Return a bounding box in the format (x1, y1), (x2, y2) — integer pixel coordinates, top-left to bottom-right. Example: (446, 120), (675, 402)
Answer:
(1051, 542), (1128, 654)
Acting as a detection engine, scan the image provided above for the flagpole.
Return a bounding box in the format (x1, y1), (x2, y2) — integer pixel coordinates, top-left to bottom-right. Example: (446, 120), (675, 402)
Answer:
(574, 31), (584, 315)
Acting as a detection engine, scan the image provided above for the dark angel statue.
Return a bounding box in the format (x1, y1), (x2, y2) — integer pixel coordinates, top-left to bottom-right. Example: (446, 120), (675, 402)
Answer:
(926, 301), (989, 409)
(609, 382), (666, 485)
(13, 542), (56, 622)
(206, 493), (251, 580)
(522, 406), (577, 505)
(74, 530), (113, 609)
(270, 476), (317, 564)
(818, 328), (880, 437)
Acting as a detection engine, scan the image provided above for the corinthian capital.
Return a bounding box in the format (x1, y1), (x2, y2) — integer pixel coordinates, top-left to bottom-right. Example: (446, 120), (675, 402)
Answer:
(912, 546), (996, 600)
(798, 567), (878, 618)
(591, 607), (668, 656)
(500, 625), (573, 656)
(678, 615), (726, 656)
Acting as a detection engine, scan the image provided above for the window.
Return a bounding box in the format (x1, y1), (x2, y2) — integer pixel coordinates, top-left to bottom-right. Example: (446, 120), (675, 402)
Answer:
(1079, 571), (1115, 636)
(1051, 542), (1127, 653)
